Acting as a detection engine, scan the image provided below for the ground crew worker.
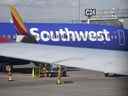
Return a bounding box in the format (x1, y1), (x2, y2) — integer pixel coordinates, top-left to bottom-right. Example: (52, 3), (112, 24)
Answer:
(41, 64), (47, 77)
(5, 64), (13, 81)
(50, 64), (57, 77)
(56, 64), (63, 86)
(32, 65), (41, 80)
(47, 64), (51, 77)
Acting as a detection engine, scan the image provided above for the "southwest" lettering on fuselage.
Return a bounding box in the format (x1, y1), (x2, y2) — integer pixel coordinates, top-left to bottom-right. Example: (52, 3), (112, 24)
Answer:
(30, 28), (111, 42)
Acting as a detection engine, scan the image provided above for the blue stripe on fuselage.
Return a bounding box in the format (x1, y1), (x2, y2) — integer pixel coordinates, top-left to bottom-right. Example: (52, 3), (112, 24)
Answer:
(0, 23), (128, 50)
(26, 23), (128, 50)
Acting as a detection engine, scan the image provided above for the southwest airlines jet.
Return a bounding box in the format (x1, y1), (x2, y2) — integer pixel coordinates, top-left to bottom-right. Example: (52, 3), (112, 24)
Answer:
(0, 6), (128, 76)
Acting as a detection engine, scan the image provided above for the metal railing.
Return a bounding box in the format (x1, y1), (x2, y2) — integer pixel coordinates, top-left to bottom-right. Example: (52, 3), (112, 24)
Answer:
(91, 8), (128, 20)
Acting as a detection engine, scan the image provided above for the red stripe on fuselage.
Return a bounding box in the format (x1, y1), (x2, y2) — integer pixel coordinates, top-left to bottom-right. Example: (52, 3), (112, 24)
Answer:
(11, 13), (28, 35)
(0, 37), (10, 43)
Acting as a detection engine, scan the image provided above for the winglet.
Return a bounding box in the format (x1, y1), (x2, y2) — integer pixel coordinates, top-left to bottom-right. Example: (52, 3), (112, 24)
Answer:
(10, 5), (28, 35)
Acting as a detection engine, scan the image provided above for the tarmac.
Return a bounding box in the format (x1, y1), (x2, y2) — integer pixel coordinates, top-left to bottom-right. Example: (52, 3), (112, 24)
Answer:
(0, 69), (128, 96)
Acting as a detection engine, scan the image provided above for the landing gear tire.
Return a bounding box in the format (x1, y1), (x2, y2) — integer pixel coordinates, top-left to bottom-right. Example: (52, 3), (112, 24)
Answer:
(104, 73), (109, 77)
(104, 73), (116, 77)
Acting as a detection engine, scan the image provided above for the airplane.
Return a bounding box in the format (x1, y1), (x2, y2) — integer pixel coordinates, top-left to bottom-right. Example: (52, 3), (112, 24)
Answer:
(0, 5), (128, 76)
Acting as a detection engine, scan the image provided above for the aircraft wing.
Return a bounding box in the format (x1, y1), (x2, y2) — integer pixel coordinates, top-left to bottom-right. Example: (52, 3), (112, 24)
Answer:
(0, 43), (128, 75)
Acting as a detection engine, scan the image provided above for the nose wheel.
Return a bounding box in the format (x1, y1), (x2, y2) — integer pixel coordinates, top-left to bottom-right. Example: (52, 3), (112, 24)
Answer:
(104, 73), (116, 77)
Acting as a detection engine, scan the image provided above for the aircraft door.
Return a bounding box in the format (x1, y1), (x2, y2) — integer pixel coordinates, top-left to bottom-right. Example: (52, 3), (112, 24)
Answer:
(118, 29), (125, 46)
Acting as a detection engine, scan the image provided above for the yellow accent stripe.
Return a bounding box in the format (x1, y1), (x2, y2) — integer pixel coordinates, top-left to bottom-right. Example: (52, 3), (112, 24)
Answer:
(10, 5), (27, 32)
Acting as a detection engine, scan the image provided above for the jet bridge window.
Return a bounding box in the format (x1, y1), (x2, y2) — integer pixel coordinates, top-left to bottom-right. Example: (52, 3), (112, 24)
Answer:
(7, 35), (11, 39)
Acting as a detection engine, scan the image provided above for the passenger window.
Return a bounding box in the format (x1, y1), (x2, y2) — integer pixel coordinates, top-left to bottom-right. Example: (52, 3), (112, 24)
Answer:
(13, 35), (16, 39)
(7, 35), (11, 39)
(2, 35), (6, 38)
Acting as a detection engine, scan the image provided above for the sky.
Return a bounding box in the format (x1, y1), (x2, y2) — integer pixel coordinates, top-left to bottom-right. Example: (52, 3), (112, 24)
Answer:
(0, 0), (128, 22)
(0, 0), (128, 9)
